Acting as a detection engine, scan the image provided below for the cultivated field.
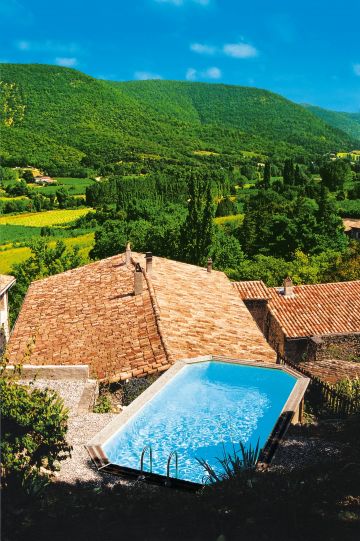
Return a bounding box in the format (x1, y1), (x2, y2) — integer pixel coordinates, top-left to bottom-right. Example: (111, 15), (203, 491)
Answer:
(0, 233), (95, 274)
(0, 208), (91, 227)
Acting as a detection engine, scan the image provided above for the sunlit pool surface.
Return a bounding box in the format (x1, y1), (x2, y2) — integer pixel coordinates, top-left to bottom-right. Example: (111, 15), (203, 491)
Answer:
(104, 361), (297, 483)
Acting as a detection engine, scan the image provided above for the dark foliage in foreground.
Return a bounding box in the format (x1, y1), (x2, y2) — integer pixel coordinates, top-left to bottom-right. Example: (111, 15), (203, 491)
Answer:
(3, 417), (360, 541)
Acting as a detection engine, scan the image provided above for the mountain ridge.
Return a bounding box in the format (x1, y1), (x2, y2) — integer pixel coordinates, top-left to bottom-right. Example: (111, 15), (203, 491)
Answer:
(0, 63), (358, 174)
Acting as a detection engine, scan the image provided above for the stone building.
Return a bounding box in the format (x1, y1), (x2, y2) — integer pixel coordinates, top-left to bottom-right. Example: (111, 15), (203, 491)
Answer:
(233, 278), (360, 383)
(0, 275), (16, 354)
(6, 250), (276, 380)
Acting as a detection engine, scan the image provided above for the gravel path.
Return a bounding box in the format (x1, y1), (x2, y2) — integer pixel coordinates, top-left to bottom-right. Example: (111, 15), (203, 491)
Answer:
(20, 378), (123, 486)
(270, 426), (342, 471)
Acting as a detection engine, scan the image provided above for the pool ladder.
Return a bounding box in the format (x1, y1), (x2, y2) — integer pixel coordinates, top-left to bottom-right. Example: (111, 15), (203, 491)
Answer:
(139, 446), (179, 486)
(140, 445), (153, 473)
(165, 450), (178, 486)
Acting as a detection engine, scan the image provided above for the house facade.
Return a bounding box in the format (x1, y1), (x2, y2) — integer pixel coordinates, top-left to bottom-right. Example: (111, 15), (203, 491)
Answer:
(0, 275), (16, 354)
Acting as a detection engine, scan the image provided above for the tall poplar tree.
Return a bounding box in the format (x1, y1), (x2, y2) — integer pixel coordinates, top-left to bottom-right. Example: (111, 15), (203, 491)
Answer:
(180, 175), (214, 265)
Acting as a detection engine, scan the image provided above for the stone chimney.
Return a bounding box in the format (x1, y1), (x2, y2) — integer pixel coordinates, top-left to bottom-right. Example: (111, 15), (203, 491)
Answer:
(125, 242), (131, 265)
(134, 263), (143, 295)
(207, 258), (213, 273)
(145, 252), (153, 275)
(283, 277), (294, 298)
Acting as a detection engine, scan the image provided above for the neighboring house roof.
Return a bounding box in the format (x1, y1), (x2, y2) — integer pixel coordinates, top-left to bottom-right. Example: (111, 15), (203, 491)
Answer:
(232, 280), (269, 300)
(343, 218), (360, 232)
(0, 275), (16, 296)
(296, 359), (360, 384)
(233, 280), (360, 338)
(7, 253), (276, 380)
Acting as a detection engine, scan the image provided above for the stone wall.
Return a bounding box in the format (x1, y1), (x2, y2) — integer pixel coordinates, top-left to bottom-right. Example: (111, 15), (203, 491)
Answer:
(243, 300), (268, 331)
(307, 333), (360, 363)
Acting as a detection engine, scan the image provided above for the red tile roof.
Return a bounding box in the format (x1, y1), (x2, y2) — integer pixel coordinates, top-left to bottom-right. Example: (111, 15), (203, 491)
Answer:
(7, 254), (276, 380)
(232, 280), (269, 300)
(297, 359), (360, 384)
(233, 280), (360, 338)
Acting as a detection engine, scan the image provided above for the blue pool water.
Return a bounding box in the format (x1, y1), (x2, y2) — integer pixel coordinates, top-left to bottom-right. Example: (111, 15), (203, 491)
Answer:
(104, 362), (296, 483)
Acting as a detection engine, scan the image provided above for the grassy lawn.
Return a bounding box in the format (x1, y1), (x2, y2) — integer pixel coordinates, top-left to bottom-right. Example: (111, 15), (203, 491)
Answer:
(0, 232), (94, 274)
(0, 208), (91, 227)
(30, 177), (95, 196)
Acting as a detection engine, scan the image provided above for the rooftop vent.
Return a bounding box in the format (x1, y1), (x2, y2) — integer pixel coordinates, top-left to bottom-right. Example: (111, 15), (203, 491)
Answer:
(207, 258), (213, 273)
(134, 263), (143, 296)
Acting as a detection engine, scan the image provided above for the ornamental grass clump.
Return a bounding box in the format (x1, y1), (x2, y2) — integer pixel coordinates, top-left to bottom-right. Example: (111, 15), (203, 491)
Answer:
(196, 439), (261, 484)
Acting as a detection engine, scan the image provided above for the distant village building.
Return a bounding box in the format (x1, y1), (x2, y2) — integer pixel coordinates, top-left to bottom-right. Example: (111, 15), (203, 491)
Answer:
(343, 219), (360, 241)
(34, 176), (56, 185)
(0, 275), (16, 354)
(233, 279), (360, 383)
(6, 251), (276, 381)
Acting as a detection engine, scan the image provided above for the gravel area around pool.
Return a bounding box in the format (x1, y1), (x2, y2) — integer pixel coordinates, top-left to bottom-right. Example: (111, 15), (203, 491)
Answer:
(19, 378), (124, 486)
(270, 424), (343, 471)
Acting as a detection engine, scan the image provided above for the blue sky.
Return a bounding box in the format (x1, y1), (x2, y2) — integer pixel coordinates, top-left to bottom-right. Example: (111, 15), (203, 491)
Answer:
(1, 0), (360, 112)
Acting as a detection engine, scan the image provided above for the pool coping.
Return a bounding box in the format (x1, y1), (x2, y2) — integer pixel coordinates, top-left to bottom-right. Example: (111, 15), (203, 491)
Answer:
(86, 355), (309, 490)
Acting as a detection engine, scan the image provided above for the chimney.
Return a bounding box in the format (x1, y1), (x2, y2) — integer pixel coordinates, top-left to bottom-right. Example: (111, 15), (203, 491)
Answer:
(283, 277), (294, 298)
(207, 258), (213, 273)
(134, 263), (143, 295)
(145, 252), (153, 275)
(125, 242), (131, 265)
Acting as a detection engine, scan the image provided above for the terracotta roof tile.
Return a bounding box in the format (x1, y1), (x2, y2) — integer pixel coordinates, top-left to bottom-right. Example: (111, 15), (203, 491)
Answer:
(7, 254), (276, 379)
(233, 280), (360, 338)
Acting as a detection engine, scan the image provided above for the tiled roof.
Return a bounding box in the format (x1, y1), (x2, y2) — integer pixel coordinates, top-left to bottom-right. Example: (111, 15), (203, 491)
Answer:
(7, 254), (276, 380)
(232, 280), (269, 300)
(233, 280), (360, 338)
(297, 359), (360, 384)
(0, 275), (16, 295)
(343, 218), (360, 231)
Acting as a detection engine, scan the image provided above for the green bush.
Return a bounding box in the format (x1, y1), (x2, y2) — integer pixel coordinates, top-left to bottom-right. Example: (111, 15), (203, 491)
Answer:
(0, 368), (71, 492)
(93, 394), (112, 413)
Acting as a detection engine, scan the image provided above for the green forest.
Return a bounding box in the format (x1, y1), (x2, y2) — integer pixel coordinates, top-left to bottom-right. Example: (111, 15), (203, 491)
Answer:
(1, 63), (360, 322)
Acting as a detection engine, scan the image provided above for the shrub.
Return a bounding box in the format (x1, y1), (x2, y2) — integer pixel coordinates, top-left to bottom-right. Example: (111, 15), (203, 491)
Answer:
(93, 394), (112, 413)
(0, 367), (72, 492)
(196, 440), (261, 484)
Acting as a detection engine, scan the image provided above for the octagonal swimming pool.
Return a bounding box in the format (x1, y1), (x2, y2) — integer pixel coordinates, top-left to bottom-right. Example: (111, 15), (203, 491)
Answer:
(100, 360), (299, 484)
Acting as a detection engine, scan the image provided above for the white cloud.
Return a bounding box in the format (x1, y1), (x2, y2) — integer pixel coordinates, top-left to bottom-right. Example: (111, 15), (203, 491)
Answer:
(186, 68), (197, 80)
(203, 66), (221, 79)
(353, 64), (360, 76)
(15, 40), (80, 54)
(190, 43), (215, 55)
(134, 71), (163, 80)
(223, 42), (258, 58)
(55, 57), (78, 67)
(186, 66), (221, 81)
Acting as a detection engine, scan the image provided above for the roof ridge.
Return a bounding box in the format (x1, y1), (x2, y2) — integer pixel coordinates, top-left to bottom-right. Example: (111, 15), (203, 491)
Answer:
(134, 258), (174, 364)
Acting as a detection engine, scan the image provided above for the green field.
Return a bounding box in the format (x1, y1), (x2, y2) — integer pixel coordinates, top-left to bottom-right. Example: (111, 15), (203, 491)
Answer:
(0, 208), (91, 227)
(0, 232), (95, 274)
(32, 177), (95, 195)
(214, 214), (244, 227)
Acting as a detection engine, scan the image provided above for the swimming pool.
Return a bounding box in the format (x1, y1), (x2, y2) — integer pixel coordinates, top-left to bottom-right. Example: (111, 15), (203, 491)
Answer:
(96, 360), (301, 484)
